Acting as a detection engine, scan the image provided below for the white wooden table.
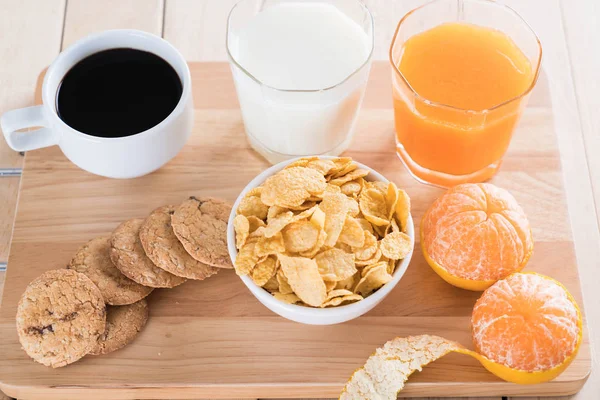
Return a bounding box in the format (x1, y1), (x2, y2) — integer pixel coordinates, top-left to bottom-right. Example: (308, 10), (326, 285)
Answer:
(0, 1), (598, 399)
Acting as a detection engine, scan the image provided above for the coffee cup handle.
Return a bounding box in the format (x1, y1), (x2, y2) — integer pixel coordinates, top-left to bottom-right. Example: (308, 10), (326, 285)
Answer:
(1, 106), (58, 152)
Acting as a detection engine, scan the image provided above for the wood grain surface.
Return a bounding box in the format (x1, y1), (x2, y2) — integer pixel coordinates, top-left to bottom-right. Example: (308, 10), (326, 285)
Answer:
(0, 62), (591, 399)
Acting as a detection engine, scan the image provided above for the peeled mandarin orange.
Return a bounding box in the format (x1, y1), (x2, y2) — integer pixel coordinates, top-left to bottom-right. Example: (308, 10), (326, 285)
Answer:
(466, 272), (582, 384)
(421, 183), (533, 290)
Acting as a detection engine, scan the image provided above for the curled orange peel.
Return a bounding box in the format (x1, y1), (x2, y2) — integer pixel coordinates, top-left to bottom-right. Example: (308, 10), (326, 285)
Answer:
(340, 332), (582, 399)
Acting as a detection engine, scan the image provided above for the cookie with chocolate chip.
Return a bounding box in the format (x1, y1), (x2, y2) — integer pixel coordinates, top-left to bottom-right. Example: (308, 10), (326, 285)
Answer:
(16, 269), (106, 368)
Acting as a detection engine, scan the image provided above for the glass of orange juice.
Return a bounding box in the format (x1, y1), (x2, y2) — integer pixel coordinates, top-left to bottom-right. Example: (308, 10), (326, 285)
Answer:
(390, 0), (542, 187)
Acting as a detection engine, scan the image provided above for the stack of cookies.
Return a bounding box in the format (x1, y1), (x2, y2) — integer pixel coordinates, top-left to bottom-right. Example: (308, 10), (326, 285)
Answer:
(16, 196), (232, 368)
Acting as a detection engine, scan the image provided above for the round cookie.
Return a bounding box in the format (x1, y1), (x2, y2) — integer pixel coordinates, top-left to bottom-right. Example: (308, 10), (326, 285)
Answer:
(171, 196), (233, 268)
(69, 236), (153, 305)
(16, 269), (106, 368)
(139, 205), (219, 280)
(89, 298), (149, 355)
(110, 218), (186, 288)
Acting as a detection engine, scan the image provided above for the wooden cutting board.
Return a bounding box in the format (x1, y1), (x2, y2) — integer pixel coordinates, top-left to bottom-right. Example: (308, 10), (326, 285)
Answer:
(0, 62), (591, 399)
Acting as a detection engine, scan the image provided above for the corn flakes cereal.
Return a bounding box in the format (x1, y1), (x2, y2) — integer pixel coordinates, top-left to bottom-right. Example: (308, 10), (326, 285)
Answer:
(356, 218), (374, 235)
(385, 182), (398, 220)
(380, 232), (412, 260)
(329, 159), (357, 179)
(306, 159), (336, 175)
(354, 263), (393, 296)
(335, 273), (359, 291)
(282, 220), (320, 252)
(325, 279), (337, 292)
(359, 188), (390, 226)
(284, 157), (318, 169)
(234, 240), (259, 276)
(338, 217), (366, 248)
(298, 229), (327, 258)
(255, 232), (286, 257)
(273, 292), (302, 304)
(315, 248), (357, 282)
(264, 211), (294, 238)
(340, 180), (362, 197)
(261, 166), (326, 208)
(354, 231), (378, 261)
(292, 205), (318, 222)
(237, 191), (269, 220)
(321, 192), (348, 247)
(263, 274), (279, 292)
(395, 189), (411, 233)
(355, 249), (382, 267)
(251, 256), (278, 286)
(267, 205), (287, 222)
(278, 254), (326, 307)
(233, 157), (413, 309)
(288, 200), (317, 211)
(233, 214), (249, 250)
(247, 216), (266, 233)
(329, 168), (370, 186)
(276, 269), (294, 295)
(324, 289), (354, 301)
(310, 207), (326, 229)
(321, 293), (363, 307)
(345, 197), (360, 217)
(361, 261), (388, 278)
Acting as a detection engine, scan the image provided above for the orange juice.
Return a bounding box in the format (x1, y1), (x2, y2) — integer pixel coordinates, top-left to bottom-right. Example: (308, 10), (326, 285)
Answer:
(392, 22), (537, 186)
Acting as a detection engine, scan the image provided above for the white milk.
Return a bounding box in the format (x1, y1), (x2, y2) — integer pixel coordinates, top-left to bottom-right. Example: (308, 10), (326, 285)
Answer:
(228, 1), (372, 162)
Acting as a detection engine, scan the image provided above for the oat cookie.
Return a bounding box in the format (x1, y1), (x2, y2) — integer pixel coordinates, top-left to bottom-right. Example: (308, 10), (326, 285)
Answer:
(110, 219), (186, 288)
(89, 298), (149, 355)
(69, 236), (153, 305)
(16, 269), (106, 368)
(171, 197), (233, 268)
(139, 205), (219, 280)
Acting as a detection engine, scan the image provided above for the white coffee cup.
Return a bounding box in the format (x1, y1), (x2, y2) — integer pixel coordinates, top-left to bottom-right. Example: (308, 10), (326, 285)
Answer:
(0, 30), (193, 179)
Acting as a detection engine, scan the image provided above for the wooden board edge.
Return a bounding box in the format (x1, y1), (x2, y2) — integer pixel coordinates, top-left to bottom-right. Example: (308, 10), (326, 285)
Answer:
(0, 370), (591, 400)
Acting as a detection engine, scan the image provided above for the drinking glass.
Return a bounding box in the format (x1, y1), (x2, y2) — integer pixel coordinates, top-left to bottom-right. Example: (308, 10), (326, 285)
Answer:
(227, 0), (374, 164)
(389, 0), (542, 187)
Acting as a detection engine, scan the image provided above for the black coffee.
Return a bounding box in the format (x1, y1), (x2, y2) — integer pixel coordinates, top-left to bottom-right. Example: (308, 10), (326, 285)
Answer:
(57, 48), (183, 138)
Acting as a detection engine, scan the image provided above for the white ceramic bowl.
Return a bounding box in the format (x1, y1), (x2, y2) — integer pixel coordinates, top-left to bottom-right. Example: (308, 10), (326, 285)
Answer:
(227, 156), (414, 325)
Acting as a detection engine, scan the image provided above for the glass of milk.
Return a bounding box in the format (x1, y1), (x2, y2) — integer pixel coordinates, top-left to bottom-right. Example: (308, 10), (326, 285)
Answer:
(227, 0), (374, 164)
